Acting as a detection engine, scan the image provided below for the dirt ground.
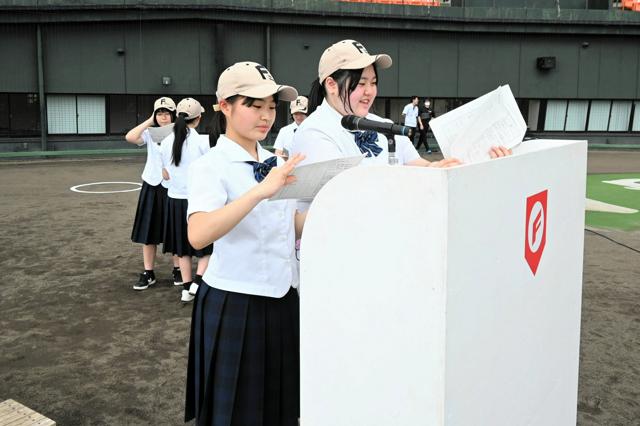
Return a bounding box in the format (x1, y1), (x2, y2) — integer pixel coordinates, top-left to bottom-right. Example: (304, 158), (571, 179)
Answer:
(0, 151), (638, 425)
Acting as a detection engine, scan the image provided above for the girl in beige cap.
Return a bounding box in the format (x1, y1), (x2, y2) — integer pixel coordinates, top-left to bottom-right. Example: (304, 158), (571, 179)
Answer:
(159, 97), (212, 303)
(290, 39), (510, 169)
(184, 62), (305, 425)
(274, 95), (309, 157)
(125, 97), (183, 291)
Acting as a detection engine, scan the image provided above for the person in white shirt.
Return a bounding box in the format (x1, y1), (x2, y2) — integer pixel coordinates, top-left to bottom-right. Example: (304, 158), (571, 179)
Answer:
(184, 62), (305, 425)
(401, 95), (420, 145)
(125, 97), (183, 291)
(291, 39), (483, 171)
(160, 97), (211, 303)
(274, 95), (308, 157)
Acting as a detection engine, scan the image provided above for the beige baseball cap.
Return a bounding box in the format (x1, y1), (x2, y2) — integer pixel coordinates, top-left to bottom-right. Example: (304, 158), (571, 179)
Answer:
(176, 98), (204, 120)
(153, 97), (176, 112)
(318, 39), (392, 83)
(290, 96), (309, 114)
(215, 61), (298, 103)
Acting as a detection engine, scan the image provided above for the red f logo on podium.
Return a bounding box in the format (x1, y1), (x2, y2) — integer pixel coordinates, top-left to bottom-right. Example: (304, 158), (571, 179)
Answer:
(525, 190), (548, 275)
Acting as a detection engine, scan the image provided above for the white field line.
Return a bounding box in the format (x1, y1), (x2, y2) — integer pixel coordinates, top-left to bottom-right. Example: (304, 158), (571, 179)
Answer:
(586, 198), (639, 214)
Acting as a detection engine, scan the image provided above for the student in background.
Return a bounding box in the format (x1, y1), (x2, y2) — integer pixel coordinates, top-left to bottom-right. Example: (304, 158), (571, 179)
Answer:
(126, 97), (183, 291)
(274, 95), (309, 157)
(160, 98), (212, 303)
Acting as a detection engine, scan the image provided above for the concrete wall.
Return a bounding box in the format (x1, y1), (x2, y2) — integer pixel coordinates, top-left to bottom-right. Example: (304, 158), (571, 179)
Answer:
(5, 21), (637, 99)
(1, 2), (639, 149)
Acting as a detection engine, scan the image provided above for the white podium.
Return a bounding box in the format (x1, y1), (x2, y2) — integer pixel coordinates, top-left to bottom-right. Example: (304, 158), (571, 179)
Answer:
(299, 140), (587, 426)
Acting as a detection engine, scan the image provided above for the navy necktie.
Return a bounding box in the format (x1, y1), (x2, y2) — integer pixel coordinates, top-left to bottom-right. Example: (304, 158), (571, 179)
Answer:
(352, 130), (382, 157)
(245, 156), (278, 183)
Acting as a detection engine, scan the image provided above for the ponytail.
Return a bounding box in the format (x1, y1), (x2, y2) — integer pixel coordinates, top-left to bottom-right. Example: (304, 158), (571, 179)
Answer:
(172, 112), (197, 166)
(307, 78), (325, 116)
(207, 110), (227, 148)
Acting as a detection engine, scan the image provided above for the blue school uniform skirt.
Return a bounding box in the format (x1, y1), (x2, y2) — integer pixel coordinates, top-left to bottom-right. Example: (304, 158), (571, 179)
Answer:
(163, 197), (213, 257)
(185, 284), (300, 426)
(130, 181), (166, 245)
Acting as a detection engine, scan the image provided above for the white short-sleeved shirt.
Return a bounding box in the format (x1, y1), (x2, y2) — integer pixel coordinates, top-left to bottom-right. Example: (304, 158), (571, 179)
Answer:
(389, 135), (421, 165)
(402, 103), (419, 127)
(139, 129), (169, 188)
(273, 122), (298, 153)
(187, 135), (298, 298)
(160, 128), (210, 199)
(290, 101), (389, 167)
(290, 101), (420, 167)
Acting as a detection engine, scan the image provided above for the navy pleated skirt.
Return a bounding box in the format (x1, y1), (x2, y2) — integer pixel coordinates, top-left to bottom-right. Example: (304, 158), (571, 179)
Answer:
(163, 197), (213, 258)
(185, 284), (300, 426)
(131, 181), (167, 245)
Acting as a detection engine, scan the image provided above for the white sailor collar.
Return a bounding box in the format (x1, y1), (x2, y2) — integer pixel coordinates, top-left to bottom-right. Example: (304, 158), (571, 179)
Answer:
(217, 134), (276, 163)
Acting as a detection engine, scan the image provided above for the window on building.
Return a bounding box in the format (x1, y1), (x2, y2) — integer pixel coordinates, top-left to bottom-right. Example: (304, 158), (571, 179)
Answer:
(109, 95), (137, 135)
(609, 101), (632, 132)
(539, 99), (640, 132)
(0, 94), (9, 136)
(634, 102), (640, 132)
(77, 96), (105, 134)
(47, 95), (77, 134)
(565, 100), (589, 131)
(526, 100), (540, 131)
(432, 98), (468, 120)
(136, 95), (158, 124)
(0, 93), (41, 137)
(14, 94), (40, 136)
(587, 100), (611, 131)
(544, 100), (567, 131)
(47, 95), (106, 134)
(515, 99), (530, 127)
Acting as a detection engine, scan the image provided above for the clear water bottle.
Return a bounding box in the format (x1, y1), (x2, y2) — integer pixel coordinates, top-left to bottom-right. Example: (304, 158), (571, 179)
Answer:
(388, 152), (399, 166)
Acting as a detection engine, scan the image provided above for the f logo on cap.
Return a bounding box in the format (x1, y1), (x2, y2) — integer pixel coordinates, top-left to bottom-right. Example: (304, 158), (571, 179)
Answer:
(352, 41), (368, 54)
(255, 65), (275, 81)
(296, 99), (302, 106)
(160, 98), (167, 105)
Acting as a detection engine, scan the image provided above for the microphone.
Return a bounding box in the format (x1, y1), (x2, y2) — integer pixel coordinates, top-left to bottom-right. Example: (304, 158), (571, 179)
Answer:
(341, 115), (411, 136)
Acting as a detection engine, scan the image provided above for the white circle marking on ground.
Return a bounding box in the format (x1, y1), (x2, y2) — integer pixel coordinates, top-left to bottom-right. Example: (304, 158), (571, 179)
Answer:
(70, 181), (142, 194)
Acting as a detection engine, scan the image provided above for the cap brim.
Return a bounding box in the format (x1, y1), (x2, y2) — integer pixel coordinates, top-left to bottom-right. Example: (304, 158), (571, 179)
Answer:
(344, 53), (392, 72)
(320, 52), (393, 82)
(275, 85), (298, 102)
(154, 106), (176, 112)
(241, 83), (299, 103)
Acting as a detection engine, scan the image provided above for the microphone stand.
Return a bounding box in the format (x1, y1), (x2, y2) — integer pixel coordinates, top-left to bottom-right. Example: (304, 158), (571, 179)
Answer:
(386, 133), (398, 166)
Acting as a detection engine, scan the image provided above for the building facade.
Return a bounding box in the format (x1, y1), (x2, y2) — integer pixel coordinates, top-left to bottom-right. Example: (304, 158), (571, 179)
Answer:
(1, 0), (640, 151)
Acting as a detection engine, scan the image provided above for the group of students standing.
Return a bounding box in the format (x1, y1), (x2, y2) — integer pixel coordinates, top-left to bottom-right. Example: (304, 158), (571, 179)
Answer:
(127, 39), (511, 425)
(126, 97), (211, 303)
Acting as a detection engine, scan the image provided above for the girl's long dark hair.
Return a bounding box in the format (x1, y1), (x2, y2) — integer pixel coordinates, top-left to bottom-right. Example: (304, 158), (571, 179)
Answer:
(152, 108), (176, 127)
(171, 112), (199, 166)
(206, 94), (279, 148)
(307, 64), (378, 116)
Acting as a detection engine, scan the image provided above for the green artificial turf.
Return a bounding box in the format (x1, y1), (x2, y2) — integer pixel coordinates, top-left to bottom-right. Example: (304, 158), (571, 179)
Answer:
(586, 173), (640, 231)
